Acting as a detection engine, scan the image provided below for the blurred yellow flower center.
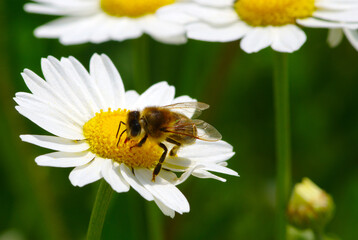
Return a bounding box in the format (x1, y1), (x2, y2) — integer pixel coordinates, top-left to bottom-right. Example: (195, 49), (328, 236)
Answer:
(83, 109), (162, 168)
(101, 0), (175, 17)
(235, 0), (315, 26)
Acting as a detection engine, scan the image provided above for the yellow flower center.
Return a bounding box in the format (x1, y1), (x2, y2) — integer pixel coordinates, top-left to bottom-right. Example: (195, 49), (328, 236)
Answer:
(100, 0), (175, 18)
(234, 0), (315, 26)
(83, 109), (162, 168)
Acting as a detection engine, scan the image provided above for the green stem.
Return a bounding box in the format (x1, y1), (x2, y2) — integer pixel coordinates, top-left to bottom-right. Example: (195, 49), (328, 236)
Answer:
(273, 53), (291, 240)
(87, 180), (114, 240)
(132, 36), (151, 92)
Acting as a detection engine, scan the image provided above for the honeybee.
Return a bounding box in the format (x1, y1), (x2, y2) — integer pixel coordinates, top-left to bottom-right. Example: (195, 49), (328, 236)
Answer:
(116, 102), (222, 181)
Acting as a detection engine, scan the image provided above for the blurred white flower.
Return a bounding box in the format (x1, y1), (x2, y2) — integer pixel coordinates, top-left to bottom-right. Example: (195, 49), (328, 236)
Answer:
(15, 53), (238, 217)
(159, 0), (358, 53)
(25, 0), (195, 45)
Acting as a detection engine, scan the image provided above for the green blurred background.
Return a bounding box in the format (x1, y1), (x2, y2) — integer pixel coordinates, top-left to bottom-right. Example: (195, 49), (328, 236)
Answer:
(1, 1), (358, 240)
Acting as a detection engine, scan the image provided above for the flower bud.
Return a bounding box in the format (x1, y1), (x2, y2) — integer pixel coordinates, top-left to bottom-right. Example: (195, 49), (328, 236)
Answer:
(287, 178), (335, 230)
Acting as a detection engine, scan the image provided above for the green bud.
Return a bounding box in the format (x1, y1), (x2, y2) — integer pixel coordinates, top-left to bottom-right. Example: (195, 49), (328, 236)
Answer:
(287, 178), (335, 231)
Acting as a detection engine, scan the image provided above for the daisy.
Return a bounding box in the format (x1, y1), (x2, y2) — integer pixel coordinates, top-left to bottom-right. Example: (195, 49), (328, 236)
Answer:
(158, 0), (358, 53)
(24, 0), (196, 45)
(14, 53), (238, 217)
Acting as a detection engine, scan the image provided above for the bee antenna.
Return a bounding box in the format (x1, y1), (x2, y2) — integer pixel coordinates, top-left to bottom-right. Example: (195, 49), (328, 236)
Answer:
(116, 121), (126, 138)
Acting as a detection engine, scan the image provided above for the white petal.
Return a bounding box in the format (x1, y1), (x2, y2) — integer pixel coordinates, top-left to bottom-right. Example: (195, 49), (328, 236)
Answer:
(88, 17), (114, 44)
(25, 3), (69, 16)
(20, 135), (90, 152)
(161, 161), (187, 172)
(24, 1), (98, 16)
(187, 22), (249, 42)
(140, 16), (187, 45)
(124, 90), (140, 109)
(157, 170), (178, 184)
(110, 18), (143, 41)
(135, 168), (189, 214)
(240, 27), (273, 53)
(34, 16), (87, 39)
(161, 165), (204, 185)
(343, 28), (358, 51)
(36, 151), (95, 168)
(14, 91), (83, 130)
(154, 197), (175, 218)
(313, 9), (358, 22)
(194, 0), (234, 7)
(41, 56), (86, 123)
(175, 140), (234, 163)
(297, 17), (358, 29)
(69, 157), (103, 187)
(20, 69), (86, 126)
(176, 3), (238, 26)
(271, 25), (306, 53)
(101, 159), (130, 193)
(327, 29), (344, 47)
(67, 56), (107, 112)
(315, 1), (357, 11)
(120, 164), (154, 201)
(60, 57), (99, 116)
(192, 169), (227, 182)
(157, 5), (197, 25)
(43, 57), (91, 120)
(172, 95), (196, 104)
(35, 14), (107, 45)
(151, 33), (187, 45)
(15, 105), (84, 140)
(134, 82), (175, 109)
(59, 14), (108, 45)
(199, 164), (239, 176)
(90, 54), (126, 110)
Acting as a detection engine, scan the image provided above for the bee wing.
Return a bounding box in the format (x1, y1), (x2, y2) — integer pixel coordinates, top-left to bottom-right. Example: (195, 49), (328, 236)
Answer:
(192, 119), (222, 142)
(162, 102), (209, 119)
(163, 119), (222, 142)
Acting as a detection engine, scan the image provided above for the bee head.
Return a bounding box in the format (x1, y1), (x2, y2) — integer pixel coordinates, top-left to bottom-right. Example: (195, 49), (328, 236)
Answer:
(126, 111), (142, 139)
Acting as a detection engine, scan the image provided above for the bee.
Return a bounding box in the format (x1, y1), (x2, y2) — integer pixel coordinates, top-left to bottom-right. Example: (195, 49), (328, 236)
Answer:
(116, 102), (222, 181)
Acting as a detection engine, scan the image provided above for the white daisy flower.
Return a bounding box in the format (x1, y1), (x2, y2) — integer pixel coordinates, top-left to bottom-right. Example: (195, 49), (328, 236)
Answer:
(158, 0), (358, 53)
(24, 0), (197, 45)
(14, 53), (238, 217)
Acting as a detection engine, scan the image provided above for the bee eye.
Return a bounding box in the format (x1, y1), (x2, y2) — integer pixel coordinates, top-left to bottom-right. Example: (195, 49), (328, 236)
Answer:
(130, 122), (141, 137)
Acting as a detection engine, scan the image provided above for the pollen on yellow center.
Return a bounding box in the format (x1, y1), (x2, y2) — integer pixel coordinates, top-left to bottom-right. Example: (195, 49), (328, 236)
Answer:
(234, 0), (315, 26)
(100, 0), (175, 18)
(83, 109), (163, 168)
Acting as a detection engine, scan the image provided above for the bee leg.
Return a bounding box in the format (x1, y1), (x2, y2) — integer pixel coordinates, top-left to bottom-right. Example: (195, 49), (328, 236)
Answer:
(152, 143), (168, 182)
(136, 134), (148, 147)
(116, 129), (127, 147)
(130, 134), (148, 149)
(170, 146), (180, 156)
(166, 138), (181, 156)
